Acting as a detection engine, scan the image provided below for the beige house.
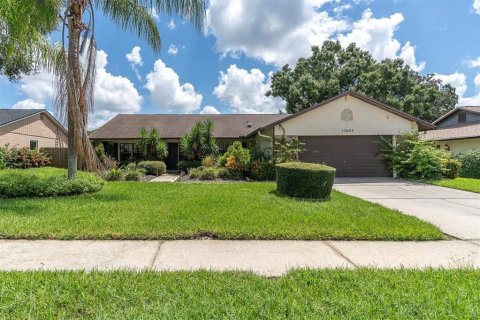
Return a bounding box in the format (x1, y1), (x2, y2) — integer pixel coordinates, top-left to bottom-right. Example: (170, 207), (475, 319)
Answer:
(424, 106), (480, 153)
(0, 109), (68, 150)
(91, 92), (433, 177)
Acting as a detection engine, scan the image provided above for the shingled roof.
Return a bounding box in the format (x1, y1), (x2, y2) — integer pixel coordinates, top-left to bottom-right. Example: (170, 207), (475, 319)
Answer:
(424, 122), (480, 141)
(0, 109), (44, 127)
(89, 114), (289, 140)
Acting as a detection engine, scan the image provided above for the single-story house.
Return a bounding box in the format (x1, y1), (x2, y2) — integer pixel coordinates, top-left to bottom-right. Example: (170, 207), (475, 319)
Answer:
(90, 91), (433, 177)
(423, 106), (480, 153)
(0, 109), (67, 150)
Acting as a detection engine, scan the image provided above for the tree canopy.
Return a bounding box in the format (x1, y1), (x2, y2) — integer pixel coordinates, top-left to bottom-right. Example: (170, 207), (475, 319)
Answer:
(0, 0), (61, 81)
(267, 40), (458, 122)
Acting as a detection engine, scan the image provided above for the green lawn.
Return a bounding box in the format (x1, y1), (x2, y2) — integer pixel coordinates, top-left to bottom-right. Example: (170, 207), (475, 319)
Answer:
(0, 168), (443, 240)
(0, 270), (479, 319)
(431, 177), (480, 193)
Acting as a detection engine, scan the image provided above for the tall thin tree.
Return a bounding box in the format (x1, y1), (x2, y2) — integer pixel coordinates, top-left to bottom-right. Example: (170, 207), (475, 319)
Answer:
(53, 0), (205, 178)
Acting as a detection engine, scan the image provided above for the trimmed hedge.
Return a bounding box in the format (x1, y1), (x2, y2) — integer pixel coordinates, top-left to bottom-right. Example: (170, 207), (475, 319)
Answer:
(455, 149), (480, 179)
(137, 161), (166, 176)
(276, 162), (336, 199)
(0, 169), (105, 199)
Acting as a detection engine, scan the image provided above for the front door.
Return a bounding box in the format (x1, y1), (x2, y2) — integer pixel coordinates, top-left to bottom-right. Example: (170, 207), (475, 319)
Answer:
(165, 143), (179, 170)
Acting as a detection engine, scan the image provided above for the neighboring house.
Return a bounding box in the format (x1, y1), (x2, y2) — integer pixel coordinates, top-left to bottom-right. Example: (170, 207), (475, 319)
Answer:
(90, 91), (433, 177)
(0, 109), (68, 150)
(424, 106), (480, 153)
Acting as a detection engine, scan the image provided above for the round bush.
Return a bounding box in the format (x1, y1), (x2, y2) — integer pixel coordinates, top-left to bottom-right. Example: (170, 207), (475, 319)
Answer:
(0, 169), (105, 199)
(455, 149), (480, 178)
(137, 161), (166, 176)
(276, 162), (336, 199)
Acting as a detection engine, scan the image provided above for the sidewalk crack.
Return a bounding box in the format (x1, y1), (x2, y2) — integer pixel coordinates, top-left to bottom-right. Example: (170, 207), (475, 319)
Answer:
(324, 241), (358, 269)
(150, 241), (163, 268)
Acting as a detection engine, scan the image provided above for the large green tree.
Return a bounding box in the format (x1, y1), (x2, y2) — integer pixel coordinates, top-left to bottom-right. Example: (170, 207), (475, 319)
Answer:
(52, 0), (205, 178)
(0, 0), (60, 81)
(267, 40), (458, 122)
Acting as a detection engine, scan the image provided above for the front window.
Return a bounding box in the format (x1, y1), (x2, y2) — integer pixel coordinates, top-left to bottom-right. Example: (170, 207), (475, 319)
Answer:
(30, 140), (38, 150)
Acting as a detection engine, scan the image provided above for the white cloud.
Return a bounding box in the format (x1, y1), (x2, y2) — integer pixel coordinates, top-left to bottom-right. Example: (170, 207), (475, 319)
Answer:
(9, 50), (142, 129)
(11, 99), (46, 110)
(206, 0), (348, 66)
(167, 44), (179, 56)
(434, 72), (480, 106)
(434, 72), (467, 98)
(168, 19), (176, 30)
(199, 105), (221, 114)
(466, 56), (480, 68)
(126, 46), (143, 66)
(213, 65), (286, 114)
(474, 0), (480, 14)
(93, 50), (142, 127)
(125, 46), (143, 80)
(150, 8), (159, 20)
(338, 9), (425, 71)
(19, 71), (55, 103)
(145, 59), (203, 113)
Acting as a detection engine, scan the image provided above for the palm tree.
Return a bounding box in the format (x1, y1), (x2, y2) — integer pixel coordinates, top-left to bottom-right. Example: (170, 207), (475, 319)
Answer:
(51, 0), (205, 178)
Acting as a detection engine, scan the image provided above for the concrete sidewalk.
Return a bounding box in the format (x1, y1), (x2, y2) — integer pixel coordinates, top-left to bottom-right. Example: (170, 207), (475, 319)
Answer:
(1, 240), (479, 276)
(334, 178), (480, 240)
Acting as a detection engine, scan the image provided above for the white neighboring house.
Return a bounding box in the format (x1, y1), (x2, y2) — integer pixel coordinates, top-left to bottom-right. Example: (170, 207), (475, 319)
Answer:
(0, 109), (67, 150)
(424, 106), (480, 153)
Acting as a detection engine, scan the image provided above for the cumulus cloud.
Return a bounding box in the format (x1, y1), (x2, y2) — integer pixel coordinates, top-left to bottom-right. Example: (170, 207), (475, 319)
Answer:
(168, 19), (176, 30)
(474, 0), (480, 14)
(206, 0), (348, 66)
(11, 99), (46, 110)
(206, 1), (423, 70)
(9, 50), (142, 129)
(434, 72), (480, 106)
(93, 50), (142, 127)
(167, 44), (179, 56)
(213, 65), (286, 114)
(145, 59), (203, 113)
(338, 9), (425, 71)
(466, 56), (480, 68)
(434, 72), (467, 98)
(126, 46), (143, 80)
(199, 105), (221, 114)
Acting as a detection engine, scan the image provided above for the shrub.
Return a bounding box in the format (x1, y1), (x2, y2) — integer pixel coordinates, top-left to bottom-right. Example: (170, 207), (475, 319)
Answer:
(250, 145), (273, 161)
(380, 131), (456, 180)
(250, 160), (276, 181)
(455, 149), (480, 178)
(104, 168), (124, 181)
(1, 146), (51, 169)
(94, 142), (107, 163)
(178, 160), (202, 173)
(0, 169), (104, 199)
(180, 119), (218, 161)
(137, 161), (166, 176)
(202, 155), (216, 167)
(124, 168), (145, 181)
(188, 167), (201, 179)
(274, 138), (305, 163)
(0, 147), (6, 169)
(216, 167), (230, 179)
(100, 155), (117, 170)
(199, 167), (218, 180)
(219, 141), (250, 177)
(276, 162), (336, 199)
(443, 157), (462, 179)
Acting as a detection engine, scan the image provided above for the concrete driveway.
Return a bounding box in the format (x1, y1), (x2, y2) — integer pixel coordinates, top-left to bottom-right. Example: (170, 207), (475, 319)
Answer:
(334, 178), (480, 241)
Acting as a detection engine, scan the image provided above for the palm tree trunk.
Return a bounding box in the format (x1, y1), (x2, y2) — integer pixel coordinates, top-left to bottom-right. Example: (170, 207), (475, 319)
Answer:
(66, 0), (102, 178)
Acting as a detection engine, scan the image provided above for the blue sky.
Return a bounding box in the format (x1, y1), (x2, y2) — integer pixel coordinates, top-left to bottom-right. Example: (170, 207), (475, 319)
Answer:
(1, 0), (480, 128)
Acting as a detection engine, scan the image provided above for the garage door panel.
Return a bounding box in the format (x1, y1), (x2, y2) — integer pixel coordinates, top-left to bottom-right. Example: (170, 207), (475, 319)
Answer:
(299, 136), (391, 177)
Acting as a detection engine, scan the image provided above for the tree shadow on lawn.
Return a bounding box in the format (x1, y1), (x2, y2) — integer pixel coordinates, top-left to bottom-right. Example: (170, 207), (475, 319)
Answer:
(269, 190), (331, 203)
